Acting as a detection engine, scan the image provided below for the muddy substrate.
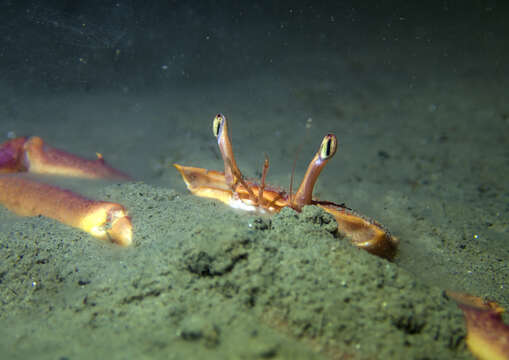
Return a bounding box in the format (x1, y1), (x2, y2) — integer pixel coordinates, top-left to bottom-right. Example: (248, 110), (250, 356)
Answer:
(0, 182), (473, 359)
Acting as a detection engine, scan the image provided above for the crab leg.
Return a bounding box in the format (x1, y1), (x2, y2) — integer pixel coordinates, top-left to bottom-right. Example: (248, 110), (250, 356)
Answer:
(0, 136), (131, 180)
(0, 175), (132, 246)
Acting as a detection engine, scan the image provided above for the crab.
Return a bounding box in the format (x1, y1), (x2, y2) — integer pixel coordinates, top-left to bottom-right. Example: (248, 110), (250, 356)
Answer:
(174, 114), (398, 259)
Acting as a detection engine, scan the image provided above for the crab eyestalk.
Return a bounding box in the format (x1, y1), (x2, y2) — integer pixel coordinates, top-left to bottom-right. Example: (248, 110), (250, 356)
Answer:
(292, 134), (338, 210)
(213, 114), (240, 187)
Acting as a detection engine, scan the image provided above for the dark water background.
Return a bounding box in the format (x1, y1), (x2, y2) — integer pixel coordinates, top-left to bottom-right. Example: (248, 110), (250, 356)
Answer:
(1, 1), (506, 93)
(0, 1), (508, 359)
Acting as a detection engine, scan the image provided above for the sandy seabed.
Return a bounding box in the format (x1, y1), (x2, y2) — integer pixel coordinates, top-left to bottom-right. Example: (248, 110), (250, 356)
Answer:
(0, 53), (507, 359)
